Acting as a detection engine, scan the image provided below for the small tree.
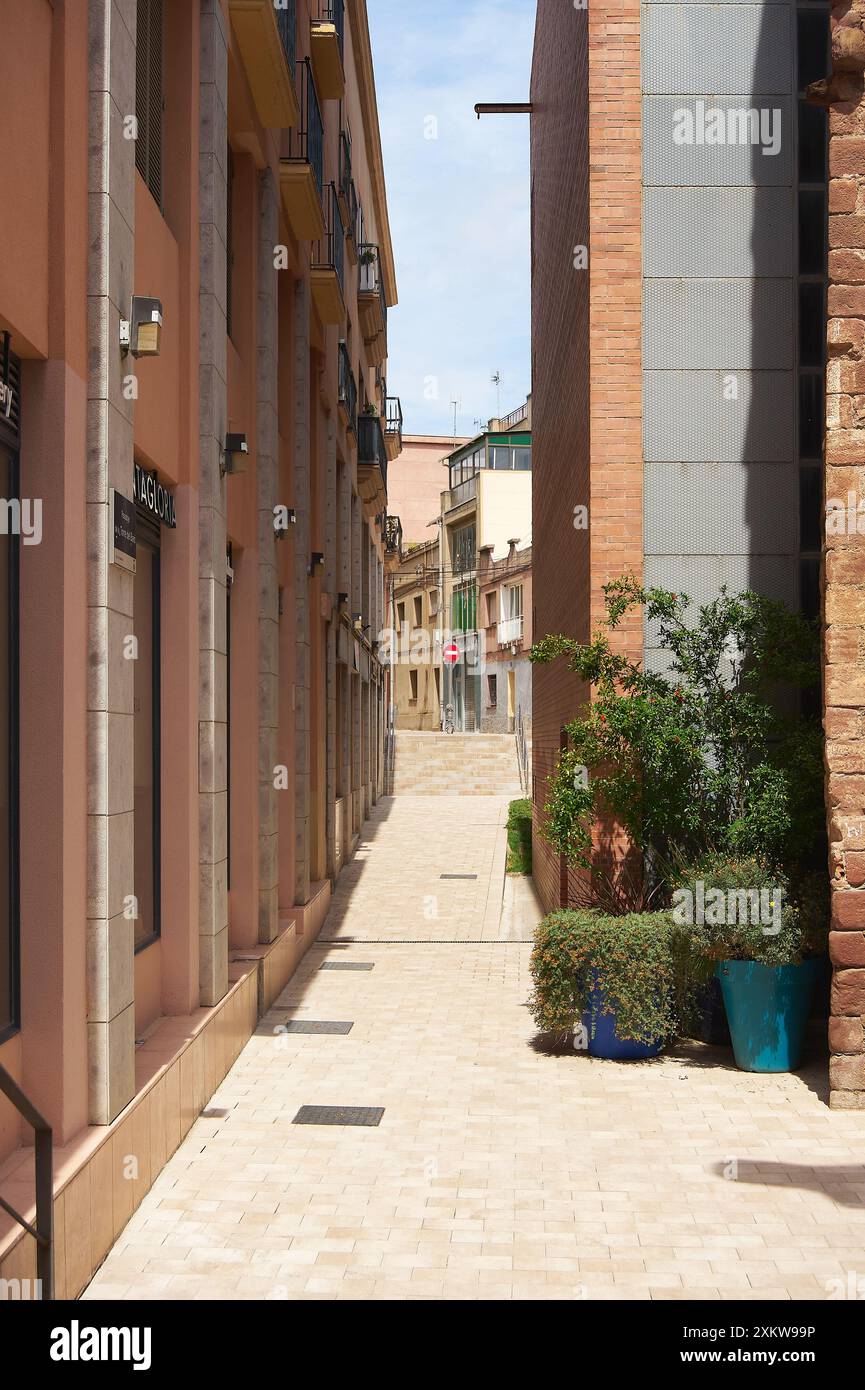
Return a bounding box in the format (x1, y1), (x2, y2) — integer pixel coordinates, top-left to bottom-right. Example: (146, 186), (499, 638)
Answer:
(530, 576), (823, 875)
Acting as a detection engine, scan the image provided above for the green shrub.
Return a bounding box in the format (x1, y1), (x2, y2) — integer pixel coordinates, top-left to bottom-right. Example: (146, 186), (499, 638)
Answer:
(667, 853), (828, 968)
(529, 909), (710, 1046)
(530, 576), (823, 872)
(506, 798), (532, 874)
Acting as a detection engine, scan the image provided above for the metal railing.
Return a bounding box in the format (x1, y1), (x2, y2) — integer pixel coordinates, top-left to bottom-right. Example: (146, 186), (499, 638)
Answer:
(320, 0), (345, 57)
(357, 413), (388, 493)
(347, 179), (358, 249)
(359, 243), (387, 326)
(497, 615), (524, 645)
(286, 59), (324, 202)
(339, 129), (352, 213)
(515, 704), (530, 795)
(313, 183), (345, 292)
(275, 0), (297, 76)
(339, 340), (357, 434)
(385, 396), (403, 444)
(0, 1063), (53, 1299)
(499, 401), (529, 431)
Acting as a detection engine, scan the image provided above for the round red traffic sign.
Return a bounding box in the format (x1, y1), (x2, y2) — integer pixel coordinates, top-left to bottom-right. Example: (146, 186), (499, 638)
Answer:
(443, 642), (459, 666)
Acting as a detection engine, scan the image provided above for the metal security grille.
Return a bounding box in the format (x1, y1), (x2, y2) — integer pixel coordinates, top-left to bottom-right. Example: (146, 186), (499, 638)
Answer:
(319, 961), (375, 971)
(135, 0), (163, 208)
(292, 1106), (384, 1126)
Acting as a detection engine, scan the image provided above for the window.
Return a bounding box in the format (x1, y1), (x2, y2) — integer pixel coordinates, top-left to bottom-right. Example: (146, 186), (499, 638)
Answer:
(504, 584), (523, 621)
(409, 670), (419, 702)
(490, 446), (511, 470)
(452, 523), (476, 575)
(429, 587), (439, 617)
(413, 594), (423, 627)
(397, 600), (406, 627)
(514, 446), (531, 471)
(136, 0), (163, 207)
(486, 591), (497, 626)
(0, 442), (18, 1038)
(134, 529), (161, 950)
(487, 674), (497, 708)
(452, 584), (476, 631)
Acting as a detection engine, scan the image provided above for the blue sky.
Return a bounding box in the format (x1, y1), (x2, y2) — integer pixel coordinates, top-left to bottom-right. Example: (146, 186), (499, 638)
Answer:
(368, 0), (535, 439)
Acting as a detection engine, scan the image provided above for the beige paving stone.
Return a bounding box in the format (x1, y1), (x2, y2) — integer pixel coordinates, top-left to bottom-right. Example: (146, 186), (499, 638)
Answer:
(82, 791), (865, 1302)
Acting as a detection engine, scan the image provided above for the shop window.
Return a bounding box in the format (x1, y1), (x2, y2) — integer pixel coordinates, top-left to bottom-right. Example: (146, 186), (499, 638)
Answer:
(136, 0), (164, 208)
(0, 443), (18, 1038)
(134, 529), (161, 950)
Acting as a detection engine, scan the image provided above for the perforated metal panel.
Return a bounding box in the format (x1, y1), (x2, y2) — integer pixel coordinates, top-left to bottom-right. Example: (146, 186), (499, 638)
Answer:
(642, 555), (797, 649)
(644, 462), (797, 554)
(643, 187), (794, 277)
(643, 98), (792, 186)
(642, 4), (792, 95)
(644, 280), (793, 369)
(644, 370), (794, 462)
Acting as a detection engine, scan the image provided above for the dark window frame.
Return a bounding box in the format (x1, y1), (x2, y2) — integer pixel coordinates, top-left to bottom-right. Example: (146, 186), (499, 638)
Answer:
(0, 441), (20, 1043)
(135, 0), (164, 211)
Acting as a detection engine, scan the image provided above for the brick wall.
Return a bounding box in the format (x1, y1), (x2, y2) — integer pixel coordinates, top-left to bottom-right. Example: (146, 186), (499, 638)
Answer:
(530, 0), (642, 915)
(822, 35), (865, 1107)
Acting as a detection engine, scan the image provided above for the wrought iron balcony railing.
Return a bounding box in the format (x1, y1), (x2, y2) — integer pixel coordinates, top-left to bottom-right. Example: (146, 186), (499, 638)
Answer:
(313, 183), (345, 291)
(357, 413), (388, 492)
(286, 58), (323, 202)
(386, 396), (403, 440)
(275, 0), (297, 75)
(324, 0), (345, 57)
(497, 615), (524, 645)
(339, 340), (357, 434)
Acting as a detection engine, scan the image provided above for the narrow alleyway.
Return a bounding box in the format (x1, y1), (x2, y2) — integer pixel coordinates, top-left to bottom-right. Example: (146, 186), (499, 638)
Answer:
(84, 788), (865, 1302)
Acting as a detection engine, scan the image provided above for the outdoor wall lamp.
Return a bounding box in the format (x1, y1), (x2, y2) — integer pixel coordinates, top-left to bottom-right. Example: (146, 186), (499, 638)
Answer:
(274, 506), (296, 538)
(352, 612), (363, 629)
(120, 296), (164, 357)
(309, 552), (325, 576)
(223, 433), (249, 476)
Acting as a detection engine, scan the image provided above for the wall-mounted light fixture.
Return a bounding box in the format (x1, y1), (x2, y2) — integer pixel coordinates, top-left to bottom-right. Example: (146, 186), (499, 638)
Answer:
(120, 296), (164, 357)
(309, 552), (325, 576)
(223, 433), (249, 476)
(352, 612), (363, 629)
(274, 506), (296, 539)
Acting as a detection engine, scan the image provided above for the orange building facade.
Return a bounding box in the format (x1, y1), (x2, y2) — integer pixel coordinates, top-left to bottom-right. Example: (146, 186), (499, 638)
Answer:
(0, 0), (400, 1295)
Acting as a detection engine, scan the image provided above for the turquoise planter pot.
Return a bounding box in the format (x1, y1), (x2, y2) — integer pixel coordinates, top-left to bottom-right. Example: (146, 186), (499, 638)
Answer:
(717, 959), (821, 1073)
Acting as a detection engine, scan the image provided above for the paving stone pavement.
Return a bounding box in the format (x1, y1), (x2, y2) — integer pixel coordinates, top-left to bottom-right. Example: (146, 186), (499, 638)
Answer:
(84, 795), (865, 1302)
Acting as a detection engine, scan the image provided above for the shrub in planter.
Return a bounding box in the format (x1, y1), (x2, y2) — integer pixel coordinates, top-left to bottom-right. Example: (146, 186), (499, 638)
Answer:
(506, 798), (532, 875)
(669, 855), (829, 1071)
(529, 910), (709, 1057)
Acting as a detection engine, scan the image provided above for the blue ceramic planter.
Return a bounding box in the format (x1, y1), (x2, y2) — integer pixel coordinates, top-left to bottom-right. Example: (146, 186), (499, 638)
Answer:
(582, 977), (663, 1061)
(717, 958), (821, 1073)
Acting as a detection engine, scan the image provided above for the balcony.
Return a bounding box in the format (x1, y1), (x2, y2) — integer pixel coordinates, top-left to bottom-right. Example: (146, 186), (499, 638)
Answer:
(446, 474), (478, 512)
(311, 184), (346, 325)
(310, 0), (345, 100)
(228, 0), (299, 129)
(345, 179), (359, 265)
(497, 615), (524, 646)
(279, 59), (325, 240)
(384, 396), (403, 462)
(358, 244), (387, 363)
(357, 412), (387, 508)
(384, 515), (403, 557)
(338, 340), (357, 435)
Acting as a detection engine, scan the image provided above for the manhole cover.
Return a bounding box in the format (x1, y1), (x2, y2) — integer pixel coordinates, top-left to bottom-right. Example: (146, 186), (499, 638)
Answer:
(276, 1021), (353, 1034)
(319, 961), (375, 971)
(292, 1105), (384, 1127)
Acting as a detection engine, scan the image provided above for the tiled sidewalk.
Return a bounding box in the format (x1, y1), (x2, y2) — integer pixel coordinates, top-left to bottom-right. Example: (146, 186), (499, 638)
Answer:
(84, 796), (865, 1301)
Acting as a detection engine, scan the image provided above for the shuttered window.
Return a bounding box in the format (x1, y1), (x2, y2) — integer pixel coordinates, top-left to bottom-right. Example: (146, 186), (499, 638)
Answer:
(135, 0), (163, 208)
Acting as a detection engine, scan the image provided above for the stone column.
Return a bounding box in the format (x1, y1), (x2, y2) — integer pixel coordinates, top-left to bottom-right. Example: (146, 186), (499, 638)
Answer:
(293, 279), (312, 904)
(85, 0), (137, 1124)
(257, 169), (280, 942)
(198, 0), (229, 1003)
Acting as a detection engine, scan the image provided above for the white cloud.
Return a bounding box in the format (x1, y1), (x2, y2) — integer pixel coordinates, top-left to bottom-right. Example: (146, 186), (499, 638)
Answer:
(369, 0), (536, 437)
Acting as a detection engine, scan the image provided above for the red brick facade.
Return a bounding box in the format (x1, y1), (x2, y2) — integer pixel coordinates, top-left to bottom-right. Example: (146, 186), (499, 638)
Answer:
(530, 0), (642, 914)
(822, 18), (865, 1108)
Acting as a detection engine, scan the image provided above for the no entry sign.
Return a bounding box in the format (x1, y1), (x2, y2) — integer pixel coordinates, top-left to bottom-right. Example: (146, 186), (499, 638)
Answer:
(443, 642), (459, 666)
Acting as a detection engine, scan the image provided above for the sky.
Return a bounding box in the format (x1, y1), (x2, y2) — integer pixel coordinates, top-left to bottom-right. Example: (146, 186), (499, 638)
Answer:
(367, 0), (535, 440)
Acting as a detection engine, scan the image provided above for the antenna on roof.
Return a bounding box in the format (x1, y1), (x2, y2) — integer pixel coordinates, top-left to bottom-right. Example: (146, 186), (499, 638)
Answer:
(491, 371), (502, 419)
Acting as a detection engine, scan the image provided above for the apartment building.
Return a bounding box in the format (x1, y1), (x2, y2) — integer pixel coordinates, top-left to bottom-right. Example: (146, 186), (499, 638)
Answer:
(528, 1), (863, 1094)
(439, 401), (532, 733)
(389, 536), (442, 732)
(477, 541), (532, 736)
(0, 0), (399, 1296)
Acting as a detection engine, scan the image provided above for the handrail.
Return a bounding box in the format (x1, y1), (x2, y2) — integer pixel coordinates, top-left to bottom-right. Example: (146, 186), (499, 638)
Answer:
(515, 704), (529, 796)
(0, 1063), (53, 1299)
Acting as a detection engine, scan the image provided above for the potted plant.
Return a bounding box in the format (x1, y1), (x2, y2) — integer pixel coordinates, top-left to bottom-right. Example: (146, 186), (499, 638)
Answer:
(529, 909), (706, 1060)
(671, 856), (828, 1072)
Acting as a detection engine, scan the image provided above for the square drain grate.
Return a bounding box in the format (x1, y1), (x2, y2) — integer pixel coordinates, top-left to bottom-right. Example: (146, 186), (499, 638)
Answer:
(292, 1105), (384, 1127)
(276, 1020), (353, 1035)
(319, 961), (375, 971)
(440, 873), (478, 880)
